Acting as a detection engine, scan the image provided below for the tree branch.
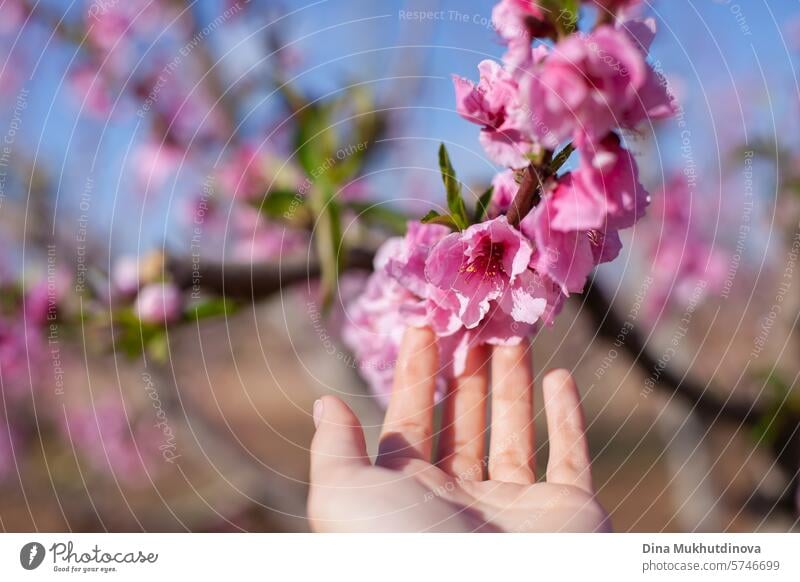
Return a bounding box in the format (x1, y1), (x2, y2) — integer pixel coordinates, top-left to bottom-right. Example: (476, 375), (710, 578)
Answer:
(579, 280), (762, 423)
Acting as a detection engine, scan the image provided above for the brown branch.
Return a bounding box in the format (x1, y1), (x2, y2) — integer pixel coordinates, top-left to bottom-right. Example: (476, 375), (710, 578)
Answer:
(167, 249), (375, 300)
(579, 280), (763, 423)
(506, 143), (573, 227)
(506, 164), (544, 227)
(579, 280), (800, 513)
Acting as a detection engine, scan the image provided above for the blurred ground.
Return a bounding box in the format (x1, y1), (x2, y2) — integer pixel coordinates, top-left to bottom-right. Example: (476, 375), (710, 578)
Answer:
(1, 276), (797, 532)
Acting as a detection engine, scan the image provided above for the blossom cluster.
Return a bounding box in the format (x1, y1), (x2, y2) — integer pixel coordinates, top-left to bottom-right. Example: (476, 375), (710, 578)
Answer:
(644, 174), (727, 317)
(344, 0), (674, 398)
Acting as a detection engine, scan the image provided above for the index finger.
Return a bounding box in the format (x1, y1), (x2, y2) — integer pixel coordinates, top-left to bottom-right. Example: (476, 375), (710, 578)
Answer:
(376, 327), (439, 466)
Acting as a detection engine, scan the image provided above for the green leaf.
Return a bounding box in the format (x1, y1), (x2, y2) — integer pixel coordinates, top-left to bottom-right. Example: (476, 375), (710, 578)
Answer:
(549, 142), (575, 174)
(311, 178), (344, 310)
(146, 331), (169, 364)
(295, 104), (337, 178)
(542, 0), (580, 35)
(438, 144), (468, 229)
(473, 186), (494, 223)
(345, 202), (409, 234)
(258, 189), (305, 219)
(188, 297), (236, 320)
(750, 372), (795, 445)
(420, 210), (459, 230)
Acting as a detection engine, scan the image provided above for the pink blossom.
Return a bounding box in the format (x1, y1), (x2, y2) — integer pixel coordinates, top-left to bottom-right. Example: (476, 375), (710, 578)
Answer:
(521, 192), (623, 294)
(523, 23), (671, 147)
(550, 136), (649, 231)
(489, 169), (519, 217)
(0, 0), (26, 35)
(384, 225), (462, 337)
(491, 0), (553, 69)
(113, 256), (140, 296)
(24, 270), (70, 325)
(385, 222), (450, 297)
(644, 175), (728, 315)
(133, 140), (184, 192)
(85, 0), (162, 71)
(342, 237), (450, 403)
(590, 228), (623, 264)
(69, 66), (115, 117)
(478, 128), (535, 168)
(231, 226), (307, 263)
(230, 205), (308, 262)
(342, 271), (413, 403)
(62, 397), (158, 484)
(492, 0), (546, 43)
(344, 219), (565, 399)
(521, 195), (595, 293)
(0, 317), (44, 400)
(134, 283), (182, 324)
(218, 144), (304, 200)
(453, 60), (534, 167)
(425, 216), (547, 329)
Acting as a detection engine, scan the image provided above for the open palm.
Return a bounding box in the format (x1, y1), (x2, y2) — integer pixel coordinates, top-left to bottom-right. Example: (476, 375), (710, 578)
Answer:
(308, 328), (610, 532)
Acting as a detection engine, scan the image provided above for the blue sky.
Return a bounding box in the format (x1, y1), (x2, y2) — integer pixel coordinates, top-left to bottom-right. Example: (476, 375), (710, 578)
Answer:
(3, 0), (799, 257)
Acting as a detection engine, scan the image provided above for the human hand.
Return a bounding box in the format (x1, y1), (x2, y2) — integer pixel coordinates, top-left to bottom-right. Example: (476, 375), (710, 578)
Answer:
(307, 327), (610, 532)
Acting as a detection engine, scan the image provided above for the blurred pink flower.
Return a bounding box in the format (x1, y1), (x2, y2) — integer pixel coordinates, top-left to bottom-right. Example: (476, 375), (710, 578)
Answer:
(231, 227), (307, 263)
(85, 0), (163, 71)
(491, 0), (546, 43)
(24, 270), (71, 325)
(68, 66), (115, 117)
(112, 256), (141, 296)
(645, 175), (728, 315)
(0, 317), (43, 400)
(0, 0), (26, 35)
(134, 283), (182, 324)
(342, 270), (413, 404)
(133, 140), (183, 192)
(230, 205), (308, 262)
(62, 397), (158, 484)
(218, 144), (304, 200)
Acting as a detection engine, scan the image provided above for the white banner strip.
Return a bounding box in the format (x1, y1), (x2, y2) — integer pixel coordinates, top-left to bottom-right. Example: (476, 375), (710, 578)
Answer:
(0, 533), (798, 581)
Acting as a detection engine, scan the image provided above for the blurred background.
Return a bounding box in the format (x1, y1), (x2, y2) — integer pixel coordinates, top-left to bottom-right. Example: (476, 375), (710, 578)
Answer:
(0, 0), (799, 532)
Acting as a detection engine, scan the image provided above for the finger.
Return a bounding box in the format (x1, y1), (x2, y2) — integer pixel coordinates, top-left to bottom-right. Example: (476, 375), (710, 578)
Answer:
(488, 341), (535, 484)
(309, 395), (370, 485)
(437, 343), (490, 480)
(543, 369), (594, 493)
(377, 327), (438, 466)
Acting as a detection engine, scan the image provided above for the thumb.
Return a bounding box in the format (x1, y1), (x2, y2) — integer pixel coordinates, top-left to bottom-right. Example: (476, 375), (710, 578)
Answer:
(309, 395), (370, 483)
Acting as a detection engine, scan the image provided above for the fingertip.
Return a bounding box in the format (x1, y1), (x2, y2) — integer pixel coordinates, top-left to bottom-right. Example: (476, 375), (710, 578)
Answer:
(544, 368), (573, 383)
(314, 395), (356, 428)
(400, 326), (437, 356)
(543, 368), (575, 393)
(310, 395), (369, 475)
(394, 326), (439, 388)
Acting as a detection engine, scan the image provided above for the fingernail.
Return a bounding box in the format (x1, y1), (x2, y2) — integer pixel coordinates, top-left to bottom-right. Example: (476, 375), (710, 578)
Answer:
(312, 399), (324, 429)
